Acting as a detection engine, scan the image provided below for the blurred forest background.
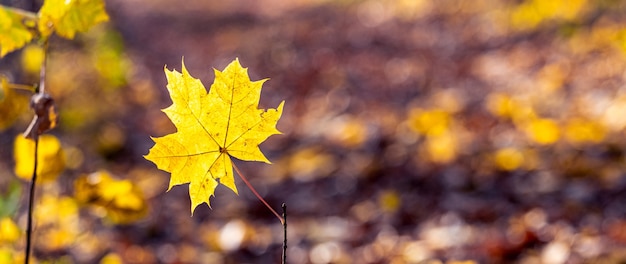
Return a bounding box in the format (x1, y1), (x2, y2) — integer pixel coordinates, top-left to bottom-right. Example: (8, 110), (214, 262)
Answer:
(3, 0), (626, 263)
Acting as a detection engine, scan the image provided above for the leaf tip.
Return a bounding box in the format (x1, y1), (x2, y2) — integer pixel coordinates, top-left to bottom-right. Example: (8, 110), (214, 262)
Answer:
(181, 58), (192, 76)
(277, 100), (285, 112)
(190, 201), (212, 216)
(228, 57), (245, 71)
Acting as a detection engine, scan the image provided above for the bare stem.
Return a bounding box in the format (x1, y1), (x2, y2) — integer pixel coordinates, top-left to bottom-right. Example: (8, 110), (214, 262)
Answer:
(38, 40), (48, 94)
(25, 35), (48, 264)
(232, 163), (284, 225)
(24, 138), (38, 264)
(282, 203), (287, 264)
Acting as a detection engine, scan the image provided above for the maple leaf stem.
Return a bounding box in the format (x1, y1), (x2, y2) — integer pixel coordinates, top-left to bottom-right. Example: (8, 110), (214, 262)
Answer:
(232, 163), (284, 225)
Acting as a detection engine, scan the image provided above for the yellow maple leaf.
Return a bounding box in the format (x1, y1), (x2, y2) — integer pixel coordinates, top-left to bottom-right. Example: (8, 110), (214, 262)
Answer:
(145, 58), (284, 214)
(38, 0), (109, 39)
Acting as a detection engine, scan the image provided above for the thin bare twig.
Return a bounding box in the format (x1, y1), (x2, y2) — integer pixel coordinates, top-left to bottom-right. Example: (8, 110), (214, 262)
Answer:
(24, 38), (47, 264)
(24, 138), (38, 264)
(38, 40), (47, 94)
(282, 203), (287, 264)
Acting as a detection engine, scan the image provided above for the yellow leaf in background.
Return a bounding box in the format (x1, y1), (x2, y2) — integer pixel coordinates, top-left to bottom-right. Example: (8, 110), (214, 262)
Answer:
(0, 77), (29, 131)
(20, 44), (44, 76)
(88, 26), (129, 90)
(34, 195), (79, 251)
(0, 248), (11, 263)
(424, 131), (457, 163)
(0, 217), (20, 244)
(494, 147), (524, 171)
(485, 93), (517, 119)
(408, 108), (451, 136)
(14, 134), (66, 182)
(510, 0), (586, 30)
(100, 253), (123, 264)
(38, 0), (109, 39)
(36, 195), (78, 226)
(327, 116), (368, 148)
(0, 247), (15, 262)
(74, 170), (148, 224)
(145, 58), (284, 214)
(565, 118), (605, 144)
(523, 118), (560, 145)
(0, 6), (34, 57)
(288, 147), (335, 181)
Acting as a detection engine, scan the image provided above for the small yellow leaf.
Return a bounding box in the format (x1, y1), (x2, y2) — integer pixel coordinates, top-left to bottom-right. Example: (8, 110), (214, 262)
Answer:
(424, 131), (458, 163)
(74, 170), (148, 224)
(34, 194), (79, 251)
(145, 58), (284, 214)
(35, 195), (78, 226)
(326, 116), (368, 148)
(0, 217), (20, 243)
(485, 93), (517, 119)
(0, 6), (34, 57)
(0, 77), (29, 131)
(288, 147), (335, 181)
(494, 147), (524, 171)
(408, 108), (451, 136)
(100, 253), (123, 264)
(0, 248), (11, 263)
(14, 134), (66, 182)
(523, 118), (560, 145)
(565, 118), (605, 144)
(510, 0), (586, 30)
(38, 0), (109, 39)
(21, 44), (45, 75)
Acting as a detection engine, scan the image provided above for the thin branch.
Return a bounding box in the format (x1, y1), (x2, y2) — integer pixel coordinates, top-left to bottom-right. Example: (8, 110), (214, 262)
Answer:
(282, 203), (287, 264)
(232, 163), (284, 225)
(3, 83), (36, 93)
(25, 36), (48, 264)
(38, 40), (47, 94)
(24, 137), (38, 264)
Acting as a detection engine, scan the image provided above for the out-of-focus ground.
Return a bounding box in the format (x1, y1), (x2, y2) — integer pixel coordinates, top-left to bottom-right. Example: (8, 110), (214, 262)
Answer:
(3, 0), (626, 263)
